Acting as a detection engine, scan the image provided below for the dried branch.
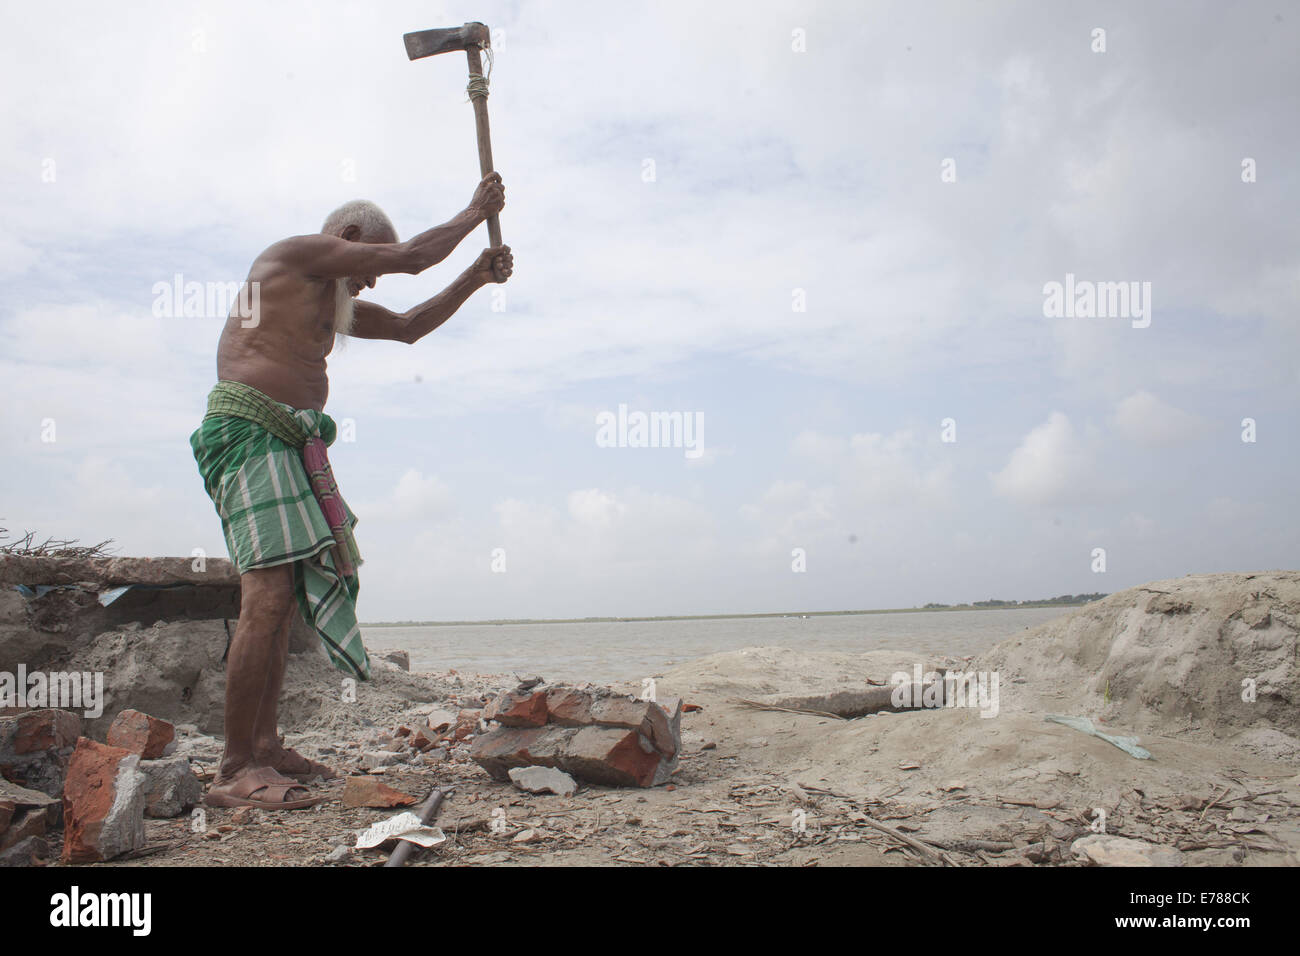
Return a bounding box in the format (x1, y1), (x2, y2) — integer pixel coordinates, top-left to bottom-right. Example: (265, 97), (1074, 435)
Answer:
(0, 525), (117, 558)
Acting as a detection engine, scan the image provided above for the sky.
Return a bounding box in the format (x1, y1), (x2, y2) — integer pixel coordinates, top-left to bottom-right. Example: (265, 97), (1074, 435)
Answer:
(1, 0), (1296, 621)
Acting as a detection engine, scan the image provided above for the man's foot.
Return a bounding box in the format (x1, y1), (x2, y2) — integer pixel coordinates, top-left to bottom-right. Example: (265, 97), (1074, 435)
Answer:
(271, 747), (338, 783)
(204, 765), (322, 810)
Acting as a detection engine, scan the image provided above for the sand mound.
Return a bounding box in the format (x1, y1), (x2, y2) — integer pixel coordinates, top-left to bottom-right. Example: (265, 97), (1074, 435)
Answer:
(976, 571), (1300, 741)
(646, 574), (1300, 864)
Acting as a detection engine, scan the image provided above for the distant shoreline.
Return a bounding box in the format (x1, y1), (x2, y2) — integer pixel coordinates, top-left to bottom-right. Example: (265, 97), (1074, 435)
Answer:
(361, 599), (1101, 628)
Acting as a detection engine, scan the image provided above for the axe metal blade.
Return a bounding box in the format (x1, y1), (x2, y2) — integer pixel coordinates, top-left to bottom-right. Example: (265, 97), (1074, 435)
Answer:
(403, 23), (488, 60)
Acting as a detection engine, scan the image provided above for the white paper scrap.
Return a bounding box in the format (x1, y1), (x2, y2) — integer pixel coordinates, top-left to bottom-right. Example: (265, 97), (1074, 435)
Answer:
(354, 811), (447, 850)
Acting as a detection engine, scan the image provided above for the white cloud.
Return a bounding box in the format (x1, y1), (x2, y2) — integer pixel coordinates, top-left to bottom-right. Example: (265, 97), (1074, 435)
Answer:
(1112, 390), (1207, 446)
(1, 1), (1297, 620)
(991, 412), (1098, 507)
(362, 469), (452, 522)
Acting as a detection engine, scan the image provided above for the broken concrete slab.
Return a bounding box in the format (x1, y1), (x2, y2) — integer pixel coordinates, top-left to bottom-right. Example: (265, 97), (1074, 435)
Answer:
(0, 777), (60, 823)
(0, 835), (49, 867)
(763, 683), (946, 718)
(0, 557), (242, 674)
(1071, 833), (1184, 867)
(62, 737), (148, 862)
(0, 555), (239, 588)
(32, 619), (230, 739)
(106, 709), (175, 758)
(0, 806), (47, 852)
(359, 750), (403, 770)
(139, 756), (202, 818)
(508, 765), (578, 797)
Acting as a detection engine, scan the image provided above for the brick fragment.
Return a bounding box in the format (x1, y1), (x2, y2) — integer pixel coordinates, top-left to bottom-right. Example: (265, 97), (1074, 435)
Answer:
(62, 737), (148, 862)
(484, 691), (548, 727)
(342, 775), (417, 809)
(105, 709), (175, 759)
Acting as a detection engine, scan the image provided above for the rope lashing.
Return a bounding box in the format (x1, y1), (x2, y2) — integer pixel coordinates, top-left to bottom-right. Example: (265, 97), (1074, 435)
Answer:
(465, 44), (493, 101)
(466, 73), (490, 100)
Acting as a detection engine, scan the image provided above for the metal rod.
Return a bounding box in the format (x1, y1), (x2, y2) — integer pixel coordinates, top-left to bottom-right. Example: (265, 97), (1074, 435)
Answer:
(383, 786), (449, 868)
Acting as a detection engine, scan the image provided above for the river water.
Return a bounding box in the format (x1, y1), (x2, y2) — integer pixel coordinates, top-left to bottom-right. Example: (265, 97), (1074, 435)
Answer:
(361, 606), (1070, 684)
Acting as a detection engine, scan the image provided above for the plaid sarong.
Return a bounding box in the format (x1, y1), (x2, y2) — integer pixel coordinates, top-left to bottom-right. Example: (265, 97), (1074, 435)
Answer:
(190, 381), (371, 679)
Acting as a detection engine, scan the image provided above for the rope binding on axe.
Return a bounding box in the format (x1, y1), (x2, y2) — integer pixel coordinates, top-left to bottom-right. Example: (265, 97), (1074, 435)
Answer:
(466, 45), (493, 101)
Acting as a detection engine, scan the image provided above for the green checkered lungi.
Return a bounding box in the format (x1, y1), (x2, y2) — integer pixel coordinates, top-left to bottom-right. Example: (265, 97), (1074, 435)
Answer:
(190, 381), (371, 679)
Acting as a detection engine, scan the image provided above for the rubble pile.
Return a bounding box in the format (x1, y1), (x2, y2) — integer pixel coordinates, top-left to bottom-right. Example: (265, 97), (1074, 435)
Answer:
(0, 707), (82, 798)
(0, 705), (202, 865)
(471, 683), (683, 787)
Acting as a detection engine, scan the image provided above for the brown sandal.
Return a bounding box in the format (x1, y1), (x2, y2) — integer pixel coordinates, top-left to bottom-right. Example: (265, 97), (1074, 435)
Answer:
(274, 748), (338, 783)
(205, 765), (323, 810)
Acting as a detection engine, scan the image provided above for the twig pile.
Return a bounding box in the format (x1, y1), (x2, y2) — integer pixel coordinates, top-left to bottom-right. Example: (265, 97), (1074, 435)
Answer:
(0, 526), (116, 558)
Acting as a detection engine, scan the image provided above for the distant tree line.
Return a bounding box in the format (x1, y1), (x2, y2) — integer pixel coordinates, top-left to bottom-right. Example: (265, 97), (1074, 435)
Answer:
(923, 593), (1107, 609)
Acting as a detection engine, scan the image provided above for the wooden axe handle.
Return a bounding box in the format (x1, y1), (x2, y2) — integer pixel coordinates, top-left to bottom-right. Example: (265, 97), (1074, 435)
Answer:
(465, 45), (502, 248)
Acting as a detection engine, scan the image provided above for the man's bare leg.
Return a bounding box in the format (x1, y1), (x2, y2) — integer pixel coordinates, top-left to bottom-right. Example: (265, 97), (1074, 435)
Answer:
(248, 569), (336, 780)
(249, 573), (291, 762)
(207, 564), (316, 808)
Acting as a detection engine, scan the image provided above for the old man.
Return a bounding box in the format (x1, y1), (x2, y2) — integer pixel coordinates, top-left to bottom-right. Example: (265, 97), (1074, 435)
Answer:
(190, 173), (511, 809)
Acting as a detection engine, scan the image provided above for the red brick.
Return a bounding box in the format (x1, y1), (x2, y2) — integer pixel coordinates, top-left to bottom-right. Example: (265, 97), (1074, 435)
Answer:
(9, 709), (82, 755)
(471, 686), (683, 788)
(105, 709), (174, 759)
(559, 727), (664, 788)
(342, 776), (417, 809)
(589, 697), (677, 758)
(452, 709), (482, 741)
(106, 712), (175, 764)
(62, 737), (147, 862)
(544, 687), (595, 725)
(543, 689), (678, 758)
(484, 691), (548, 727)
(0, 716), (82, 806)
(469, 725), (570, 780)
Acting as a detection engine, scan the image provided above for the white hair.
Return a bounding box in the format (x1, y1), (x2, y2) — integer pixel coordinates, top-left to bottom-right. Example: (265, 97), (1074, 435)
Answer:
(333, 279), (355, 337)
(321, 199), (397, 241)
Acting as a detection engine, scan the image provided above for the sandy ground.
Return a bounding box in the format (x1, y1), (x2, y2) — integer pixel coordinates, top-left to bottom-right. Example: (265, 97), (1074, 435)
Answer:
(44, 570), (1300, 867)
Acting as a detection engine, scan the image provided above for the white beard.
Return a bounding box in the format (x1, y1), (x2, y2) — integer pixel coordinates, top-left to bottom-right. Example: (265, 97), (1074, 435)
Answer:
(333, 279), (356, 336)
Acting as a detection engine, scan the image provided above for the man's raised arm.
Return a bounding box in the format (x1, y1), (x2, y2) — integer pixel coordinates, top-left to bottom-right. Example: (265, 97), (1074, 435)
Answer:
(275, 172), (505, 280)
(348, 246), (513, 344)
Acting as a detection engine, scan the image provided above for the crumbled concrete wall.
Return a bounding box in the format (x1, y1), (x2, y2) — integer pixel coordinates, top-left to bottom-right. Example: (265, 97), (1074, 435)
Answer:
(0, 556), (242, 672)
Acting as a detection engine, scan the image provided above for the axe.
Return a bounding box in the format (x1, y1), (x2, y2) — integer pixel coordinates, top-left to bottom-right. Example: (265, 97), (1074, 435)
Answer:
(403, 21), (503, 248)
